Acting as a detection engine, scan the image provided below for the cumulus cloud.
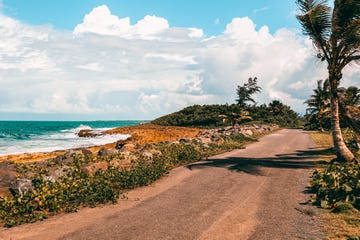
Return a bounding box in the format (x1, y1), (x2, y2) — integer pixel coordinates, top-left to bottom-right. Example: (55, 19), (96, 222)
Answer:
(0, 5), (358, 120)
(74, 5), (169, 40)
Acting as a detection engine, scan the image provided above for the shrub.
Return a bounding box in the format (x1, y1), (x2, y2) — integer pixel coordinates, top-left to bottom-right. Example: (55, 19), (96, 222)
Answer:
(155, 143), (202, 166)
(0, 131), (256, 227)
(311, 164), (360, 210)
(342, 129), (360, 158)
(152, 104), (301, 127)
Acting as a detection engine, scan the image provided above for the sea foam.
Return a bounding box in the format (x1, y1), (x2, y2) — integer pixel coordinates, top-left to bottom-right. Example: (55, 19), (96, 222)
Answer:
(0, 124), (130, 156)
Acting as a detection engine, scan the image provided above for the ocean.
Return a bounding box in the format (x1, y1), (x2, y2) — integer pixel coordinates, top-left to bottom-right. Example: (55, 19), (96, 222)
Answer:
(0, 121), (144, 156)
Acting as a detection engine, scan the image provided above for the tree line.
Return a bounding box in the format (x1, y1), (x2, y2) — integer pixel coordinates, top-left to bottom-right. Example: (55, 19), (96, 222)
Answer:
(297, 0), (359, 163)
(152, 77), (301, 128)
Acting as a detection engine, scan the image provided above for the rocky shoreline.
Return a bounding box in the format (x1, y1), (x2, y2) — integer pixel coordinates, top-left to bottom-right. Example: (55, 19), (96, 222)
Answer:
(0, 123), (279, 227)
(0, 123), (278, 198)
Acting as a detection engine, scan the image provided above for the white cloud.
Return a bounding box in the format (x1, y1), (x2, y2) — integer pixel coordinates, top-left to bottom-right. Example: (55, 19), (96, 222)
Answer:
(0, 6), (358, 120)
(74, 5), (169, 40)
(253, 6), (270, 15)
(133, 15), (169, 36)
(74, 5), (131, 36)
(188, 28), (204, 38)
(77, 63), (104, 72)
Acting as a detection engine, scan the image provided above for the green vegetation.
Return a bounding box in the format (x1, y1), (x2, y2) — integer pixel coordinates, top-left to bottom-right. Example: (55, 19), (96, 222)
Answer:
(309, 130), (360, 239)
(0, 132), (257, 227)
(152, 102), (301, 128)
(296, 0), (360, 162)
(304, 81), (360, 134)
(153, 76), (301, 128)
(311, 164), (360, 210)
(310, 129), (359, 211)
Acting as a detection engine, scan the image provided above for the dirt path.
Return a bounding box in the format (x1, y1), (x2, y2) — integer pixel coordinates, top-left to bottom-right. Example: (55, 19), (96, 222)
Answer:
(0, 129), (324, 240)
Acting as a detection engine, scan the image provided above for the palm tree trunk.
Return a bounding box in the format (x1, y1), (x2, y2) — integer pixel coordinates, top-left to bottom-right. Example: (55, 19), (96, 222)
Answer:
(329, 84), (355, 162)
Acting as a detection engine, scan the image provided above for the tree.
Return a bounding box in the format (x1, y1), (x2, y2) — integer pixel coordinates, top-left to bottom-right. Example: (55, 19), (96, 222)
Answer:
(236, 77), (262, 107)
(304, 79), (331, 131)
(219, 111), (252, 128)
(304, 82), (360, 133)
(296, 0), (360, 162)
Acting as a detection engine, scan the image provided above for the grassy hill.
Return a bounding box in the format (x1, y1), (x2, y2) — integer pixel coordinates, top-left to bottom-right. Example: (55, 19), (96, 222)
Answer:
(152, 103), (302, 128)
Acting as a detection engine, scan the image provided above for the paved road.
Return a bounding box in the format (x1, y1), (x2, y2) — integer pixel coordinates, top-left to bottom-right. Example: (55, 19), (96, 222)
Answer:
(0, 129), (324, 240)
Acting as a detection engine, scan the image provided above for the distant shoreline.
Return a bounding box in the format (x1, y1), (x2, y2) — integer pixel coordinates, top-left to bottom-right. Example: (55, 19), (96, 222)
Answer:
(0, 120), (145, 160)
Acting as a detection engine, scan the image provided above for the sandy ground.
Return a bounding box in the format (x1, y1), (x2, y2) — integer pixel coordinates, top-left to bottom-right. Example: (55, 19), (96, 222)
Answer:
(0, 129), (324, 240)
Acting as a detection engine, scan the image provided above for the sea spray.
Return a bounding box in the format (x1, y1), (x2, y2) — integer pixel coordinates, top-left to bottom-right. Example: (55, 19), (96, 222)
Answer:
(0, 121), (142, 155)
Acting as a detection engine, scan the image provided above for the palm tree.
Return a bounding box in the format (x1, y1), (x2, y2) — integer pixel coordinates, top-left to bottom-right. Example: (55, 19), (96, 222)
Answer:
(268, 100), (289, 115)
(219, 111), (252, 128)
(296, 0), (360, 162)
(304, 79), (331, 131)
(236, 77), (262, 107)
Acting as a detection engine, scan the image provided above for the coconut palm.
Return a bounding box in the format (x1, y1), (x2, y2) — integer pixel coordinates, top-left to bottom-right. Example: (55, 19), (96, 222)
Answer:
(304, 79), (331, 131)
(219, 111), (252, 128)
(296, 0), (360, 162)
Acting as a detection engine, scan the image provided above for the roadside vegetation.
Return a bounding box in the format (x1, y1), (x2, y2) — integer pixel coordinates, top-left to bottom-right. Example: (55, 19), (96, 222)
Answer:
(309, 131), (360, 239)
(297, 1), (359, 238)
(0, 128), (262, 227)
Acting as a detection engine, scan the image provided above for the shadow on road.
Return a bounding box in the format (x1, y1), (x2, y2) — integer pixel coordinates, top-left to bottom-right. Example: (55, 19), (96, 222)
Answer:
(187, 148), (329, 176)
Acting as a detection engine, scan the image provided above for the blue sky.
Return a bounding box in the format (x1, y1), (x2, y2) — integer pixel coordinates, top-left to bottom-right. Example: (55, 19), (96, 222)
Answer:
(3, 0), (299, 36)
(0, 1), (358, 120)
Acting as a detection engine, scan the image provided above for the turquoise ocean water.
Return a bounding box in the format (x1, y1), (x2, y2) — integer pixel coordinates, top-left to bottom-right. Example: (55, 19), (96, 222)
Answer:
(0, 121), (143, 156)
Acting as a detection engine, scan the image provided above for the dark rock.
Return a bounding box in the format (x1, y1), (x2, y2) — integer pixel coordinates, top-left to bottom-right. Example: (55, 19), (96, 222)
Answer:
(82, 148), (93, 156)
(77, 129), (99, 137)
(115, 140), (127, 150)
(10, 179), (33, 196)
(99, 148), (119, 156)
(53, 154), (74, 165)
(98, 147), (111, 156)
(179, 138), (192, 143)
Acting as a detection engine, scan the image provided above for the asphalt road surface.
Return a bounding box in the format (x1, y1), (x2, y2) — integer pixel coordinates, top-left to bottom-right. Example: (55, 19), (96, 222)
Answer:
(0, 129), (324, 240)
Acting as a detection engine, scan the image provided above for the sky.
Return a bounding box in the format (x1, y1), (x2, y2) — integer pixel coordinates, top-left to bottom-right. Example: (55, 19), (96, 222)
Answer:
(0, 0), (358, 120)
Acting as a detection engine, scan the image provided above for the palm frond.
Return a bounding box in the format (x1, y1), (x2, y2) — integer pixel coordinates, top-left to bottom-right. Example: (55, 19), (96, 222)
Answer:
(297, 0), (332, 55)
(332, 0), (360, 35)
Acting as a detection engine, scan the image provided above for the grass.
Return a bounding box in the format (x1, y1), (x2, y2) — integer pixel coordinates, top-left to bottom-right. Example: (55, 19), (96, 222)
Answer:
(309, 131), (334, 148)
(323, 211), (360, 240)
(309, 131), (336, 163)
(309, 131), (360, 240)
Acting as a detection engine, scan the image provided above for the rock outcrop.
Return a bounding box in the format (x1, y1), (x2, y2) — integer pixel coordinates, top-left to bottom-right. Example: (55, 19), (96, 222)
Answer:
(195, 124), (278, 145)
